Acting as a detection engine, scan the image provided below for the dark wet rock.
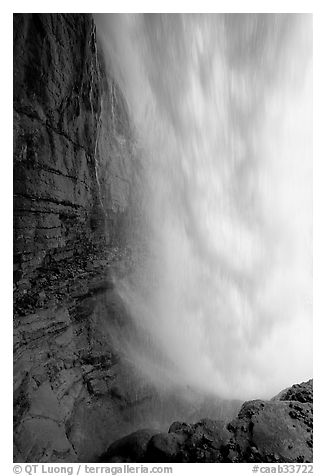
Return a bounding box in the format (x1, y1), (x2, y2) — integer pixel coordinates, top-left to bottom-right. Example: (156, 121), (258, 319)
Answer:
(101, 380), (313, 463)
(100, 429), (158, 463)
(229, 398), (312, 463)
(145, 432), (186, 462)
(272, 379), (313, 404)
(168, 421), (192, 434)
(143, 418), (232, 463)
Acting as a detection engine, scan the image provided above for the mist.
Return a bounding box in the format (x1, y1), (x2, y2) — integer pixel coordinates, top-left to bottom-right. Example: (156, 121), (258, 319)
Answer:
(95, 14), (312, 400)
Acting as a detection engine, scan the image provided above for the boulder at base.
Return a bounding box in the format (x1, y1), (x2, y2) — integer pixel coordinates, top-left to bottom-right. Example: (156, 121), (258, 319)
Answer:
(100, 379), (313, 463)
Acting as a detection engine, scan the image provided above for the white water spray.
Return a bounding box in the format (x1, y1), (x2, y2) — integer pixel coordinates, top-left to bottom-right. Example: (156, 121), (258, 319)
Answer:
(95, 14), (312, 400)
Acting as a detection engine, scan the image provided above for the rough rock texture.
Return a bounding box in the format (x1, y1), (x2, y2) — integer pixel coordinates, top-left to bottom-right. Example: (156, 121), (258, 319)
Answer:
(101, 380), (313, 463)
(272, 379), (313, 404)
(13, 13), (139, 463)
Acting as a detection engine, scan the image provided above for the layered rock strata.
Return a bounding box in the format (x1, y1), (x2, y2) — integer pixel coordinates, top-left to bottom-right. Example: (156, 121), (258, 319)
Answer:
(13, 13), (138, 462)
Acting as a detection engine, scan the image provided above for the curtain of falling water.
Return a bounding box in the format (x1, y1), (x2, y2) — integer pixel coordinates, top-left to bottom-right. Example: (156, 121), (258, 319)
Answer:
(95, 14), (312, 400)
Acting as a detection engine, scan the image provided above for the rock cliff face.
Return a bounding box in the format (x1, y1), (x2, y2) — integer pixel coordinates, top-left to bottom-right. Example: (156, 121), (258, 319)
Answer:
(101, 380), (313, 463)
(13, 13), (139, 463)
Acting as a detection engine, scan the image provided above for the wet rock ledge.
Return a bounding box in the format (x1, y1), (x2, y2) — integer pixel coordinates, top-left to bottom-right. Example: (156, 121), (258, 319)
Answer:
(100, 380), (313, 463)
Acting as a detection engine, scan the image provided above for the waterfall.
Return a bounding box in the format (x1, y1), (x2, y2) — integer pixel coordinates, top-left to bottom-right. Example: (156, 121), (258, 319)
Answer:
(95, 14), (312, 400)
